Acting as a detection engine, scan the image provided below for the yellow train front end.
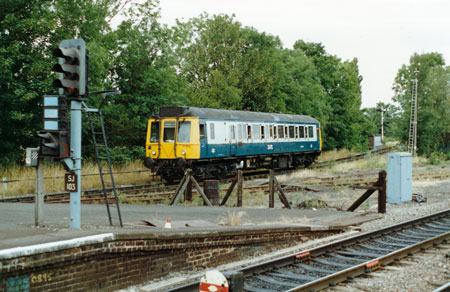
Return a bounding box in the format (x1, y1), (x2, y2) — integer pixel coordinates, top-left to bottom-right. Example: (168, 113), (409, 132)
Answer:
(144, 116), (200, 181)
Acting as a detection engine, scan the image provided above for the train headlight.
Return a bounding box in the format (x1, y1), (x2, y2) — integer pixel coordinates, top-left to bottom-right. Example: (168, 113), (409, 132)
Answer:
(181, 150), (186, 155)
(152, 150), (156, 155)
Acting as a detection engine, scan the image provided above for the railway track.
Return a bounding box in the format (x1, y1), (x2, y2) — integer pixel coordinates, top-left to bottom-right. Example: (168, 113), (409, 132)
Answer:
(166, 208), (450, 292)
(1, 167), (449, 205)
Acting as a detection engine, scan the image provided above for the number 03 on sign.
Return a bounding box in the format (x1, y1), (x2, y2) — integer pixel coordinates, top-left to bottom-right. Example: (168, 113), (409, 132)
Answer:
(65, 173), (78, 192)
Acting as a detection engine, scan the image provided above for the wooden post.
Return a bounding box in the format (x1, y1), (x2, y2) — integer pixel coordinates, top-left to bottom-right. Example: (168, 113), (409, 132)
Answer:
(269, 169), (275, 208)
(221, 177), (237, 206)
(273, 175), (291, 209)
(378, 170), (386, 213)
(169, 169), (212, 206)
(237, 170), (243, 207)
(184, 180), (192, 202)
(347, 170), (387, 213)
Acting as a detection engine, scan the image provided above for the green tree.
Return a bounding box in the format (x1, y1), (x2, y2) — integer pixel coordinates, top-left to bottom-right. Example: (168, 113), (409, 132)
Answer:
(294, 41), (369, 150)
(102, 0), (186, 153)
(392, 52), (450, 154)
(362, 102), (398, 138)
(0, 1), (55, 165)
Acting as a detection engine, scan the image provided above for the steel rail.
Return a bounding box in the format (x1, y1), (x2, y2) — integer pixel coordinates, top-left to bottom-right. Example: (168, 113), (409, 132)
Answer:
(166, 209), (450, 292)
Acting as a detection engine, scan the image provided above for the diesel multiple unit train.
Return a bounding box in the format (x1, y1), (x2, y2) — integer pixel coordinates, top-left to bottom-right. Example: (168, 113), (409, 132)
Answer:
(144, 107), (322, 182)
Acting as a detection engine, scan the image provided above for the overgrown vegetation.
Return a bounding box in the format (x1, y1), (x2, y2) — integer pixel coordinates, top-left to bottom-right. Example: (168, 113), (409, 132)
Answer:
(1, 0), (448, 169)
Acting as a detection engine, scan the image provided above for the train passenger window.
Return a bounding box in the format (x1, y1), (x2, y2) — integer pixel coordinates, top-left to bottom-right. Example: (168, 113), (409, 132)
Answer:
(150, 121), (160, 142)
(278, 125), (284, 139)
(299, 126), (305, 138)
(237, 124), (243, 140)
(252, 125), (260, 140)
(177, 121), (191, 143)
(269, 125), (273, 138)
(273, 125), (277, 139)
(163, 121), (175, 142)
(247, 125), (252, 139)
(295, 126), (299, 139)
(229, 125), (236, 140)
(304, 126), (308, 138)
(199, 124), (205, 140)
(210, 123), (215, 140)
(261, 125), (265, 139)
(309, 126), (314, 139)
(289, 126), (295, 138)
(284, 126), (288, 139)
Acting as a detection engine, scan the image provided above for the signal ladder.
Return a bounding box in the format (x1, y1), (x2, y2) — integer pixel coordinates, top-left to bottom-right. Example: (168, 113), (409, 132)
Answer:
(408, 70), (419, 156)
(86, 108), (123, 227)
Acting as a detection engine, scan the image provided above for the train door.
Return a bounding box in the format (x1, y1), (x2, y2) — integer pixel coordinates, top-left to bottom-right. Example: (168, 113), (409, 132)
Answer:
(199, 122), (207, 158)
(229, 124), (237, 156)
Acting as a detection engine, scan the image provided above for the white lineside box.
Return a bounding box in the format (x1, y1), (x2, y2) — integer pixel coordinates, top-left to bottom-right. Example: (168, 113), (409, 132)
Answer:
(387, 152), (412, 204)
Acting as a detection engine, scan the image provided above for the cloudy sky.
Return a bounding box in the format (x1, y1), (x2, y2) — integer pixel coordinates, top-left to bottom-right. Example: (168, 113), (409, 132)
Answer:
(157, 0), (450, 108)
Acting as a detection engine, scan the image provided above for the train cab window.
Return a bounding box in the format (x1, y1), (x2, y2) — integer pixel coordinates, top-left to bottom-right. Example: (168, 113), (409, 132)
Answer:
(163, 121), (175, 142)
(308, 126), (314, 139)
(278, 125), (284, 139)
(261, 125), (265, 139)
(210, 123), (215, 140)
(247, 125), (252, 140)
(150, 121), (160, 142)
(199, 124), (205, 140)
(177, 120), (191, 143)
(299, 126), (305, 138)
(289, 126), (295, 138)
(252, 125), (260, 140)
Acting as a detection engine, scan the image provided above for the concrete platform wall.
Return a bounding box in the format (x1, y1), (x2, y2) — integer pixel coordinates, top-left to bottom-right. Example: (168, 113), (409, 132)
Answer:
(0, 227), (337, 291)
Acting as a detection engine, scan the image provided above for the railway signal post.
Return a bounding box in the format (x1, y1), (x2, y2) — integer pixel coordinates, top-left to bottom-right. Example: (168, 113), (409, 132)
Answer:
(38, 38), (87, 229)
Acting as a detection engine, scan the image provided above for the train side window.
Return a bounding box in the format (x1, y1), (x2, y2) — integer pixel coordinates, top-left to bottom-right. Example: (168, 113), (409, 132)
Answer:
(252, 124), (260, 140)
(229, 125), (236, 140)
(247, 125), (252, 139)
(269, 125), (273, 138)
(273, 125), (277, 139)
(177, 120), (191, 143)
(163, 121), (175, 142)
(278, 125), (284, 139)
(261, 125), (265, 139)
(210, 123), (215, 140)
(199, 124), (205, 140)
(237, 124), (243, 140)
(304, 126), (308, 138)
(299, 126), (305, 138)
(150, 121), (160, 142)
(289, 126), (295, 138)
(284, 126), (288, 139)
(295, 126), (299, 139)
(309, 126), (314, 139)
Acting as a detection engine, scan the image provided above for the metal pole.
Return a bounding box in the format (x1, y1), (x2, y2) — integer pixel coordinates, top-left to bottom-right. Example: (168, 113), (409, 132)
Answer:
(380, 107), (384, 142)
(70, 100), (82, 229)
(413, 70), (419, 157)
(35, 156), (45, 226)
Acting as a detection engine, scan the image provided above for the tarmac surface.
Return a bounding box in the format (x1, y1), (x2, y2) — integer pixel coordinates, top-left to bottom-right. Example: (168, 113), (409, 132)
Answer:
(0, 202), (381, 251)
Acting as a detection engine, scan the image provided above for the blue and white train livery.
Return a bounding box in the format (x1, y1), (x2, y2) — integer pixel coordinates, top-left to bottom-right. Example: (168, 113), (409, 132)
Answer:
(145, 107), (321, 182)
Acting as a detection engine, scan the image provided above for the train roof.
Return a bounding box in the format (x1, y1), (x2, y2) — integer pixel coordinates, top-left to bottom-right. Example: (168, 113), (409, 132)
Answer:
(157, 107), (319, 124)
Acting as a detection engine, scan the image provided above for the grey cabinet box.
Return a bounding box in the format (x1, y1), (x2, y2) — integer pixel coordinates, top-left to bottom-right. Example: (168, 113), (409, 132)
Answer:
(387, 152), (412, 204)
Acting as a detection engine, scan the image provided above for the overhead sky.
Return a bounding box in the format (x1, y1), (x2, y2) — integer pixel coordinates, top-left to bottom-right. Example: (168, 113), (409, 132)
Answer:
(157, 0), (450, 108)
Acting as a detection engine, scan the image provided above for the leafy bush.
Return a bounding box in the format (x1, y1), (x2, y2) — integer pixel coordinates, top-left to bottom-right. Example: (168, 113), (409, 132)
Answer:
(427, 151), (449, 165)
(108, 146), (145, 166)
